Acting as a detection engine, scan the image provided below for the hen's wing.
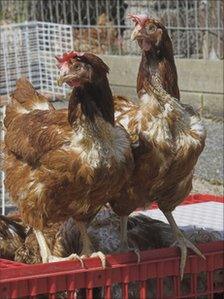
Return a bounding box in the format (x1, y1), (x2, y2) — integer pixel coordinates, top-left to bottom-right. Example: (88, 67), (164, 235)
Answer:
(114, 96), (141, 147)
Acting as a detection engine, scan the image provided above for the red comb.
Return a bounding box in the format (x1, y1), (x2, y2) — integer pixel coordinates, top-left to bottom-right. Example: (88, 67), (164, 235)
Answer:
(128, 14), (148, 27)
(55, 51), (84, 63)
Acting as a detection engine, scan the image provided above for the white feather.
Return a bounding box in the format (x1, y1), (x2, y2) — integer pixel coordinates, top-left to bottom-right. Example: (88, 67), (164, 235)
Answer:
(32, 102), (50, 111)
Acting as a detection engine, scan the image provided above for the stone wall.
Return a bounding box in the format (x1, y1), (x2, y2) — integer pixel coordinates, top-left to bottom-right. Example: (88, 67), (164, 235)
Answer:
(101, 55), (224, 117)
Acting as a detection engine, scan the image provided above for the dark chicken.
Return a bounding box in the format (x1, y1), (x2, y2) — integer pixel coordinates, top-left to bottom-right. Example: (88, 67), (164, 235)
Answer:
(2, 211), (174, 264)
(3, 209), (220, 265)
(0, 212), (222, 299)
(112, 15), (206, 278)
(3, 52), (133, 265)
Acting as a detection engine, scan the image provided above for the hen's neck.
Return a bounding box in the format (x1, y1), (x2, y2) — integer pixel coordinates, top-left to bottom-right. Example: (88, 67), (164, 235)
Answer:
(68, 80), (114, 127)
(144, 51), (162, 74)
(137, 49), (180, 101)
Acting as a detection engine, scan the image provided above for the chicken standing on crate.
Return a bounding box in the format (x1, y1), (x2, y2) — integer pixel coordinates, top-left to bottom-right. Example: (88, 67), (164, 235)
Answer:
(3, 52), (133, 265)
(112, 15), (206, 278)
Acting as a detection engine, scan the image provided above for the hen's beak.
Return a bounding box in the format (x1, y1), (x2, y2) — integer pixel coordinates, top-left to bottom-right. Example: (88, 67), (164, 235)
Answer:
(130, 24), (142, 41)
(57, 76), (64, 87)
(57, 75), (74, 86)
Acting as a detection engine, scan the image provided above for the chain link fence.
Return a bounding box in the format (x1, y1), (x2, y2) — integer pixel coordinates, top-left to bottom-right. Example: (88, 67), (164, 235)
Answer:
(0, 0), (223, 59)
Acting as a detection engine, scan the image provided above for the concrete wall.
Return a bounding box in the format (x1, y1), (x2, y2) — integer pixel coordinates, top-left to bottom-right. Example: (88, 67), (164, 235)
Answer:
(101, 55), (224, 117)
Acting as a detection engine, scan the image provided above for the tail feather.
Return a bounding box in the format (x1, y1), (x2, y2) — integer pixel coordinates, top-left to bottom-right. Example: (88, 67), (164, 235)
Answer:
(0, 214), (26, 239)
(0, 214), (26, 260)
(4, 78), (54, 127)
(128, 214), (174, 250)
(11, 78), (54, 112)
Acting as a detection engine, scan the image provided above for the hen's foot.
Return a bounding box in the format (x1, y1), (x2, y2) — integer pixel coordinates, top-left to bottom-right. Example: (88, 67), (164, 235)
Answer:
(164, 211), (205, 280)
(34, 230), (85, 267)
(76, 221), (107, 268)
(127, 248), (141, 263)
(117, 242), (141, 263)
(172, 231), (205, 280)
(81, 251), (106, 269)
(48, 253), (84, 267)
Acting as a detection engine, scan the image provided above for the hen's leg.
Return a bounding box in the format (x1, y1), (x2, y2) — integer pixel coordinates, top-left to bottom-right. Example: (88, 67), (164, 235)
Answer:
(34, 230), (84, 266)
(118, 216), (140, 262)
(119, 216), (129, 251)
(34, 230), (51, 263)
(76, 221), (106, 268)
(164, 212), (205, 279)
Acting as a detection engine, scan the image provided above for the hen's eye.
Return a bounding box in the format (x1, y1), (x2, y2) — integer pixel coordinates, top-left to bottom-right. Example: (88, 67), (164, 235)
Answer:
(146, 24), (157, 34)
(73, 64), (80, 71)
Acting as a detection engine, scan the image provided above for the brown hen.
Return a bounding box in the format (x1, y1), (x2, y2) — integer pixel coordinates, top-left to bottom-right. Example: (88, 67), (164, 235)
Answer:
(3, 52), (133, 265)
(112, 15), (206, 278)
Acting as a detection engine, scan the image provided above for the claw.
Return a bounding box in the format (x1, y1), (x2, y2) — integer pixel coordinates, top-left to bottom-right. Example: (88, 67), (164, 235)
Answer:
(48, 253), (84, 268)
(133, 248), (141, 263)
(81, 251), (106, 269)
(66, 253), (85, 268)
(90, 251), (106, 269)
(164, 212), (206, 280)
(117, 244), (141, 264)
(173, 233), (206, 280)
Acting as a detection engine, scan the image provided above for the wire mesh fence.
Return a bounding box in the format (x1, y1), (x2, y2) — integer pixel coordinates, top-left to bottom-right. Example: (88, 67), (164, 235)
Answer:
(0, 22), (73, 98)
(0, 22), (40, 96)
(0, 0), (223, 59)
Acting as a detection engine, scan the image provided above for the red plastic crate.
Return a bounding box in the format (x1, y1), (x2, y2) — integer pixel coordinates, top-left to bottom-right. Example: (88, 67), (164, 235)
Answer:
(149, 194), (223, 209)
(0, 242), (224, 299)
(0, 194), (223, 299)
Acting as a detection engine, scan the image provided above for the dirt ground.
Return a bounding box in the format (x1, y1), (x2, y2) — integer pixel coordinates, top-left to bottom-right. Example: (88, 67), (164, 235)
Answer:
(193, 117), (223, 196)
